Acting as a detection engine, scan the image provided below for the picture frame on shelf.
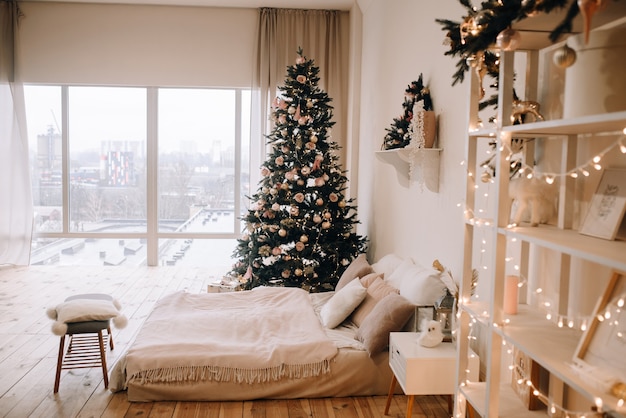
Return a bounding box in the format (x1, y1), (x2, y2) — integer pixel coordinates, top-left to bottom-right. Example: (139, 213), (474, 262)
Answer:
(511, 347), (549, 411)
(579, 168), (626, 241)
(414, 305), (435, 332)
(573, 271), (626, 398)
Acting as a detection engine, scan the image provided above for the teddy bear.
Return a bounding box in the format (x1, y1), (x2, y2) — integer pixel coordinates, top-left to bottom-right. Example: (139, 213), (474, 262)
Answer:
(418, 319), (444, 348)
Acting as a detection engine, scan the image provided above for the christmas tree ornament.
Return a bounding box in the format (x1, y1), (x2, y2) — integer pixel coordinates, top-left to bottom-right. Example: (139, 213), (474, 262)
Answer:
(553, 44), (577, 68)
(578, 0), (607, 44)
(496, 27), (521, 51)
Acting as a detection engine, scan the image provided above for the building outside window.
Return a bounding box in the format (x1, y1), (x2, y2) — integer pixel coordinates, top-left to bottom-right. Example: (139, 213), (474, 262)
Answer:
(24, 85), (251, 268)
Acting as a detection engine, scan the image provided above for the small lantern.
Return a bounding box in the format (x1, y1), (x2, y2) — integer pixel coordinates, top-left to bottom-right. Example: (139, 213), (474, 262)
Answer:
(434, 288), (455, 342)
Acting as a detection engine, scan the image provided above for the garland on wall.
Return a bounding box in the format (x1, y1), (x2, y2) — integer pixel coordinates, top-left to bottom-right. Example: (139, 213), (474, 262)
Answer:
(435, 0), (611, 87)
(381, 74), (433, 150)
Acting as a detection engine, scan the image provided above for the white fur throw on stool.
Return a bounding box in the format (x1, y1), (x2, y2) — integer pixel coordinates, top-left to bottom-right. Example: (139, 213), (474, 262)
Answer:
(46, 298), (128, 336)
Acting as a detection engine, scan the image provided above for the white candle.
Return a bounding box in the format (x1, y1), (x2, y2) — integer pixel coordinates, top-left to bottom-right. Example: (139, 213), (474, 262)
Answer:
(504, 275), (519, 315)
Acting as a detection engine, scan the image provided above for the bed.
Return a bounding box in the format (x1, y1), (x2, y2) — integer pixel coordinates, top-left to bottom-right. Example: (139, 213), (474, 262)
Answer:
(109, 254), (447, 401)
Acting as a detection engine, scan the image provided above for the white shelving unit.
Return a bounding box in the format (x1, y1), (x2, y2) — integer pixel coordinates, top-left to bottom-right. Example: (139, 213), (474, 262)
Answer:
(455, 19), (626, 418)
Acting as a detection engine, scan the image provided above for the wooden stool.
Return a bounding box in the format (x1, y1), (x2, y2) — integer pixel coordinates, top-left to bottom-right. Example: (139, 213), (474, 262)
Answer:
(53, 294), (115, 393)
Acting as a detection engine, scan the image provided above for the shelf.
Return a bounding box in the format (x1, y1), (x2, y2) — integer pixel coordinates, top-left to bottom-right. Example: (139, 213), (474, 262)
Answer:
(496, 305), (626, 414)
(500, 110), (626, 137)
(468, 127), (497, 139)
(375, 148), (442, 192)
(461, 382), (547, 417)
(460, 300), (491, 326)
(501, 225), (626, 272)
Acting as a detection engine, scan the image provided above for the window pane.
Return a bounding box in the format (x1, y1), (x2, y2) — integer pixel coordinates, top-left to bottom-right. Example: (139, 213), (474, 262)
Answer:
(158, 88), (236, 233)
(158, 238), (236, 268)
(69, 87), (147, 232)
(240, 89), (251, 231)
(31, 238), (146, 266)
(25, 85), (63, 233)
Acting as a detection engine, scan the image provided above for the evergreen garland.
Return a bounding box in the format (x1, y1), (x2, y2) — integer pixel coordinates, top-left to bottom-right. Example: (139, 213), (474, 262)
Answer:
(382, 74), (433, 150)
(229, 48), (367, 292)
(435, 0), (585, 86)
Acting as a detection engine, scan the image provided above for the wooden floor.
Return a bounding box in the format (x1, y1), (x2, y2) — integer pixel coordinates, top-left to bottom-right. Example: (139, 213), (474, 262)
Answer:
(0, 265), (452, 418)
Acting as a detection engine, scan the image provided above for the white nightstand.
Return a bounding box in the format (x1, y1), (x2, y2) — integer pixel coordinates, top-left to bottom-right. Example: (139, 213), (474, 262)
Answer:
(384, 332), (479, 417)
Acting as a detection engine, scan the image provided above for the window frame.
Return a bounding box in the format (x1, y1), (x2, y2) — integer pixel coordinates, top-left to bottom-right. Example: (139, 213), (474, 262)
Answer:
(27, 84), (250, 267)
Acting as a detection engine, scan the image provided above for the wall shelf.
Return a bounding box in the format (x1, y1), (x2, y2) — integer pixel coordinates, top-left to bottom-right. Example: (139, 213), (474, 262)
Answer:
(375, 148), (442, 192)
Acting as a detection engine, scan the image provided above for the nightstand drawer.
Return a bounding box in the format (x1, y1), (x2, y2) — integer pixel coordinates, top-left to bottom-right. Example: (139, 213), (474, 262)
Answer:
(389, 332), (478, 395)
(389, 341), (407, 385)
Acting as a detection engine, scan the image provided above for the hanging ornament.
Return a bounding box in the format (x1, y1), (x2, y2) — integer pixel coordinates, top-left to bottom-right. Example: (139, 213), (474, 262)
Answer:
(496, 27), (521, 51)
(473, 9), (494, 31)
(553, 44), (577, 68)
(521, 0), (541, 16)
(578, 0), (607, 44)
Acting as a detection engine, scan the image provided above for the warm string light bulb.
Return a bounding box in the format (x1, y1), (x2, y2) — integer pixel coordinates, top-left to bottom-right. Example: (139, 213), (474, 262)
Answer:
(498, 135), (626, 183)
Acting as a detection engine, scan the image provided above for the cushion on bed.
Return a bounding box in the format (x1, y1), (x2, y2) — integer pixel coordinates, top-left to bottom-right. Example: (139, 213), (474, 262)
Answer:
(371, 253), (405, 278)
(356, 293), (414, 355)
(320, 277), (368, 328)
(335, 253), (373, 291)
(360, 271), (382, 287)
(349, 277), (399, 327)
(385, 259), (446, 306)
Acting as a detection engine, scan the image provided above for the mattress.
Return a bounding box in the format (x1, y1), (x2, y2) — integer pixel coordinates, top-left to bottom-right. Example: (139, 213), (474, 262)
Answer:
(110, 290), (395, 401)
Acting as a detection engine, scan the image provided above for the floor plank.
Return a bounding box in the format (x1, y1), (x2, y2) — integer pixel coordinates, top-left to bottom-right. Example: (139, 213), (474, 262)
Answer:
(0, 265), (452, 418)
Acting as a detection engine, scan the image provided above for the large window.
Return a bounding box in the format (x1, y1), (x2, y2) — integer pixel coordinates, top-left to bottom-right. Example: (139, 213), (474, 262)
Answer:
(24, 85), (251, 267)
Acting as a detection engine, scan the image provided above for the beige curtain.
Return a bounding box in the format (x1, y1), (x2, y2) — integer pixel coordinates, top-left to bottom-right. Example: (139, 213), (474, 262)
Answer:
(251, 7), (349, 184)
(0, 1), (33, 265)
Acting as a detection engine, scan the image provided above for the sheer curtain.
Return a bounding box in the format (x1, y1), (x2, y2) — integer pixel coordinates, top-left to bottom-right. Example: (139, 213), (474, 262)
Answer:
(0, 1), (33, 266)
(251, 7), (349, 186)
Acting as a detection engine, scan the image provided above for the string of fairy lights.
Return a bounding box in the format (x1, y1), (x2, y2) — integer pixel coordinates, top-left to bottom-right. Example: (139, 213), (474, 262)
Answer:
(455, 127), (626, 417)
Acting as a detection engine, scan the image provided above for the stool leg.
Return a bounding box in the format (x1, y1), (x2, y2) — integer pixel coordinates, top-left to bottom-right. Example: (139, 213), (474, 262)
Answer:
(97, 331), (109, 389)
(107, 325), (114, 350)
(54, 335), (66, 393)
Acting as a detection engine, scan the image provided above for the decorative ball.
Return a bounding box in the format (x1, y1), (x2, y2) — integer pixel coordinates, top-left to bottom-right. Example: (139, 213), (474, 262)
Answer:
(300, 235), (308, 243)
(553, 44), (577, 68)
(295, 268), (303, 276)
(473, 9), (494, 29)
(278, 228), (287, 237)
(496, 28), (521, 51)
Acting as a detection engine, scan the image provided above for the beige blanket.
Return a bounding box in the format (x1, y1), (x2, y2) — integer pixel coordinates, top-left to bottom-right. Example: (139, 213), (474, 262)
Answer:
(125, 287), (338, 385)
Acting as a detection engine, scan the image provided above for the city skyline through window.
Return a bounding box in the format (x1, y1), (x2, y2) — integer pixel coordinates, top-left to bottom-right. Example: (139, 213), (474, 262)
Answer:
(24, 85), (251, 269)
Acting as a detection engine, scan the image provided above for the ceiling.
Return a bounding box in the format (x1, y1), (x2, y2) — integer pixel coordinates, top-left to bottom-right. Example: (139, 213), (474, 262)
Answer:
(21, 0), (357, 10)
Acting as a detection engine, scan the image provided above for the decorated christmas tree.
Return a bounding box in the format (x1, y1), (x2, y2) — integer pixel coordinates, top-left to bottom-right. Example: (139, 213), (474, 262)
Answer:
(382, 74), (433, 150)
(230, 48), (367, 292)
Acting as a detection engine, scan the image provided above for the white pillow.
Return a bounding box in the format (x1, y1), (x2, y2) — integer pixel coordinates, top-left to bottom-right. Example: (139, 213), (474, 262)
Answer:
(320, 277), (368, 328)
(385, 258), (426, 290)
(398, 267), (447, 306)
(371, 254), (406, 278)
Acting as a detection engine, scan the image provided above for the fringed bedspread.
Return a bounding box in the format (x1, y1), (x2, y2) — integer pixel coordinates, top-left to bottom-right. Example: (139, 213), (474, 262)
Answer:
(125, 287), (338, 386)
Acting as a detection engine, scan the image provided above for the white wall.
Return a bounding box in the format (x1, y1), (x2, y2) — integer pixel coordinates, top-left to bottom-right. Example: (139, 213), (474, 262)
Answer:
(356, 0), (468, 277)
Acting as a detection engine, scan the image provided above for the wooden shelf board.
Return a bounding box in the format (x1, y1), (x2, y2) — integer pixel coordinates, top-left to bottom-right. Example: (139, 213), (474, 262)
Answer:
(500, 111), (626, 137)
(461, 382), (547, 417)
(501, 225), (626, 272)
